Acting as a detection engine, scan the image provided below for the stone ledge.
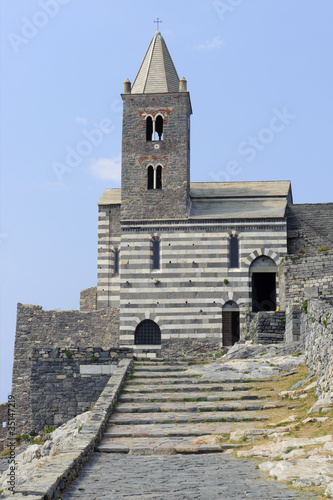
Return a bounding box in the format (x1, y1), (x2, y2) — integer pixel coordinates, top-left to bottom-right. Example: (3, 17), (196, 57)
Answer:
(12, 358), (132, 500)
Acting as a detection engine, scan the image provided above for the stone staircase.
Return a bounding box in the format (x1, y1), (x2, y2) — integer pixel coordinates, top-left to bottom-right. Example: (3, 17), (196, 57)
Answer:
(97, 359), (283, 455)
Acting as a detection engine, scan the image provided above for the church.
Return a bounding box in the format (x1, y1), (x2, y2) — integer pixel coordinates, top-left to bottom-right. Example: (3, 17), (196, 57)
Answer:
(96, 30), (292, 356)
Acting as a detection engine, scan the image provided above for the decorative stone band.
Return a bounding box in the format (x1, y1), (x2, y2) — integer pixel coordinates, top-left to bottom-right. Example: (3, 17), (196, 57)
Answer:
(12, 358), (132, 500)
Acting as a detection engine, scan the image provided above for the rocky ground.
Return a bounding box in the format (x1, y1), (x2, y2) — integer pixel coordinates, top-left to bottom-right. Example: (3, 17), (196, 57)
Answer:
(1, 342), (332, 498)
(0, 412), (90, 497)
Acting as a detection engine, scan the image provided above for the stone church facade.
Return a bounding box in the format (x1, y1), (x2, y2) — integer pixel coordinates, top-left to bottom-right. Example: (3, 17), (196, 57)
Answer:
(96, 30), (293, 356)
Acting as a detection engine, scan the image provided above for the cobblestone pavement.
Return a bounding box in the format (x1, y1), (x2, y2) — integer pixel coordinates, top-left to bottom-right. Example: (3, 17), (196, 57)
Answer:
(61, 453), (316, 499)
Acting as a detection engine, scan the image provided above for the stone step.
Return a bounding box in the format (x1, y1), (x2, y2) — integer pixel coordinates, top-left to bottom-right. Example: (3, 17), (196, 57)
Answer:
(134, 365), (187, 372)
(118, 391), (264, 403)
(104, 421), (257, 438)
(123, 383), (252, 393)
(97, 436), (243, 455)
(109, 411), (268, 425)
(131, 371), (197, 379)
(115, 401), (281, 413)
(127, 376), (261, 385)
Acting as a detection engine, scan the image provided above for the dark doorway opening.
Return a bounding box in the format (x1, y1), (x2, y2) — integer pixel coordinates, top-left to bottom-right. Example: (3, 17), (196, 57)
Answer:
(222, 302), (240, 346)
(135, 320), (161, 345)
(252, 273), (276, 312)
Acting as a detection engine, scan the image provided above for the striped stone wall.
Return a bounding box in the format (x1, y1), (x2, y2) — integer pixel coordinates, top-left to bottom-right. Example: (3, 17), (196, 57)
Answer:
(96, 218), (287, 353)
(97, 204), (121, 309)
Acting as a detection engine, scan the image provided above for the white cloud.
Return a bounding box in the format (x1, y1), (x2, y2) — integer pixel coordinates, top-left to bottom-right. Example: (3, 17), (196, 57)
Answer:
(194, 36), (224, 51)
(76, 117), (88, 125)
(90, 155), (121, 182)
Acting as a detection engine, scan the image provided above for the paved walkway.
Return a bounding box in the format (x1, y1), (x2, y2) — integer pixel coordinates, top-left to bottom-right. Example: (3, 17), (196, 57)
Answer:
(61, 360), (316, 499)
(62, 453), (315, 499)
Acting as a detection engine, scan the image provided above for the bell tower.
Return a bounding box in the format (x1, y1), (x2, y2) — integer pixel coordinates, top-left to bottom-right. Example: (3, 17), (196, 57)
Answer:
(121, 31), (192, 220)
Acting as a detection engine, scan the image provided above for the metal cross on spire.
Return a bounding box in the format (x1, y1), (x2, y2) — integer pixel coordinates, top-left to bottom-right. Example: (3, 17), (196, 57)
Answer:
(154, 18), (162, 31)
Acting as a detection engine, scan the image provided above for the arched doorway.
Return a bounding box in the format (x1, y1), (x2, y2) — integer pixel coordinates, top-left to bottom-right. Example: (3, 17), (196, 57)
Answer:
(135, 320), (161, 345)
(250, 256), (277, 312)
(222, 301), (240, 346)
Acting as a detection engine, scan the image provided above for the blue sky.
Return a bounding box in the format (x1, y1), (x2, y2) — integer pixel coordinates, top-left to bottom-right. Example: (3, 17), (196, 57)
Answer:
(1, 0), (333, 403)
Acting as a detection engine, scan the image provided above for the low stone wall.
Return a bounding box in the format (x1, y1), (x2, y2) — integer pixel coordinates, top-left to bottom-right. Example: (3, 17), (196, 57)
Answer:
(80, 286), (97, 311)
(13, 359), (132, 500)
(29, 347), (132, 434)
(301, 298), (333, 398)
(0, 403), (8, 452)
(250, 312), (286, 344)
(12, 304), (120, 435)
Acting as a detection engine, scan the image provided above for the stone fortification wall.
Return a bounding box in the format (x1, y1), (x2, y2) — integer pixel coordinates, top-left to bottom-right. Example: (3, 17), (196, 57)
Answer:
(250, 311), (286, 344)
(280, 250), (333, 310)
(0, 403), (8, 452)
(280, 250), (333, 343)
(301, 298), (333, 399)
(29, 347), (131, 434)
(12, 304), (120, 434)
(287, 203), (333, 254)
(80, 286), (97, 311)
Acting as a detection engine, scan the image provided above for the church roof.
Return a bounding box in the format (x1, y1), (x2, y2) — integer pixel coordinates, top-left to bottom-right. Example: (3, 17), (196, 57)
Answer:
(98, 181), (292, 220)
(131, 31), (180, 94)
(189, 181), (292, 219)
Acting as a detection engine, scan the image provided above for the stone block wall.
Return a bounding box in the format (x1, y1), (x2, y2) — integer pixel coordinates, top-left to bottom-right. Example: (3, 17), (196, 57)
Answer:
(301, 298), (333, 399)
(285, 308), (301, 343)
(250, 311), (286, 344)
(287, 203), (333, 254)
(29, 347), (131, 434)
(12, 304), (120, 434)
(80, 286), (97, 311)
(0, 403), (8, 452)
(280, 250), (333, 310)
(121, 93), (191, 221)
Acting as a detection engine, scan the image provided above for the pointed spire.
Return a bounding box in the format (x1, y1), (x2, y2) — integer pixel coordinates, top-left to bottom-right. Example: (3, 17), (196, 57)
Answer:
(131, 31), (180, 94)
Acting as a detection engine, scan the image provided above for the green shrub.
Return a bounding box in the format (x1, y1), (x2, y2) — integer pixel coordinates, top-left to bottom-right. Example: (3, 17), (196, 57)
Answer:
(302, 299), (308, 314)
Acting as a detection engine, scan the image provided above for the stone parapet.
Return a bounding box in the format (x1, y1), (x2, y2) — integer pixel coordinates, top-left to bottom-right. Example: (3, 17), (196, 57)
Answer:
(12, 359), (132, 500)
(301, 298), (333, 398)
(12, 304), (120, 435)
(29, 347), (132, 434)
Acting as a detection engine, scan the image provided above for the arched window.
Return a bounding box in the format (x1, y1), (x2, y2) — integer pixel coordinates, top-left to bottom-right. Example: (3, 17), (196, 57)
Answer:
(152, 238), (160, 270)
(147, 166), (154, 190)
(229, 236), (239, 268)
(155, 115), (163, 140)
(146, 116), (153, 141)
(156, 165), (162, 189)
(135, 320), (161, 345)
(113, 248), (119, 275)
(147, 165), (162, 190)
